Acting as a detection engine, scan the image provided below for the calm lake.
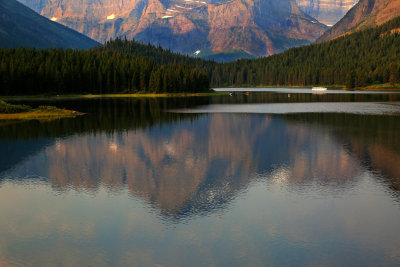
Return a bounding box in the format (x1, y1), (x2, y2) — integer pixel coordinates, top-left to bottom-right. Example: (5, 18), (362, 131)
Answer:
(1, 88), (400, 266)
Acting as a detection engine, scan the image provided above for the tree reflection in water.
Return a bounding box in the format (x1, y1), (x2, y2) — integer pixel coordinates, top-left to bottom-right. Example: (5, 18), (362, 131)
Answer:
(1, 96), (400, 266)
(1, 100), (400, 218)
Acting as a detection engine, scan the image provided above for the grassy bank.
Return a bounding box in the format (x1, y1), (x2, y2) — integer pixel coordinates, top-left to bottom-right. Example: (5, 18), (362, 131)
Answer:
(0, 91), (229, 101)
(359, 83), (400, 90)
(81, 92), (229, 98)
(0, 100), (82, 120)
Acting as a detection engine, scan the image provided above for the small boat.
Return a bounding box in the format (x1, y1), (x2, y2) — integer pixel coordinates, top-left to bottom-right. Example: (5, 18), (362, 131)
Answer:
(312, 87), (327, 91)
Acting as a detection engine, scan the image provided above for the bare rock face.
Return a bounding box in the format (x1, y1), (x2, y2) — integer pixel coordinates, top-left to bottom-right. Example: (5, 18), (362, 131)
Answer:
(294, 0), (359, 26)
(318, 0), (400, 42)
(17, 0), (328, 58)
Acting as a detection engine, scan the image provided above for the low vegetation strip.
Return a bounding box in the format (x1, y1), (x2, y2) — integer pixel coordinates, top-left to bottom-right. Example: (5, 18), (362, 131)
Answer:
(0, 92), (228, 101)
(0, 100), (30, 113)
(0, 100), (82, 120)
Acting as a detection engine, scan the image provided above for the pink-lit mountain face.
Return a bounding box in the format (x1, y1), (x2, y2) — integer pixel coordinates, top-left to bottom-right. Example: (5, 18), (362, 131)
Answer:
(318, 0), (400, 42)
(18, 0), (328, 58)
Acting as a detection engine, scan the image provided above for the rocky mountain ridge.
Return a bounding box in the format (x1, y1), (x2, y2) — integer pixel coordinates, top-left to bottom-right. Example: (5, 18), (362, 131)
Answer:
(17, 0), (327, 59)
(318, 0), (400, 41)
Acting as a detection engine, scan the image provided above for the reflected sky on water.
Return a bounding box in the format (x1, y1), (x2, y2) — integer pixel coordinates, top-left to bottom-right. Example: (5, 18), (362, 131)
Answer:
(171, 102), (400, 115)
(1, 92), (400, 266)
(214, 87), (400, 94)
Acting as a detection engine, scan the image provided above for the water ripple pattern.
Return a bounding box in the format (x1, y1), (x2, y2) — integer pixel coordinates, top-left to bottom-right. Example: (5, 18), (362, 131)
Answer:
(171, 102), (400, 115)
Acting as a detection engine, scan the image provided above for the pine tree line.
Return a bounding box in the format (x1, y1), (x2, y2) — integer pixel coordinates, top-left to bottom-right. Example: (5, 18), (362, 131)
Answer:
(0, 48), (209, 95)
(96, 18), (400, 89)
(209, 17), (400, 88)
(2, 16), (400, 95)
(97, 37), (215, 68)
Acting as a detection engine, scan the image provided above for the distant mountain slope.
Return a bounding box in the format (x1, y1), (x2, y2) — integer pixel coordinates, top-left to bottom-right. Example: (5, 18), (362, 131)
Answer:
(134, 0), (328, 58)
(210, 16), (400, 88)
(294, 0), (359, 26)
(17, 0), (327, 59)
(0, 0), (99, 49)
(318, 0), (400, 42)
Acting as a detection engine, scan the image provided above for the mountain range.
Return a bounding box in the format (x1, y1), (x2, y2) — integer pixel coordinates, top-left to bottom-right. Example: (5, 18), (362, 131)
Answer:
(0, 0), (99, 49)
(16, 0), (329, 59)
(4, 0), (400, 59)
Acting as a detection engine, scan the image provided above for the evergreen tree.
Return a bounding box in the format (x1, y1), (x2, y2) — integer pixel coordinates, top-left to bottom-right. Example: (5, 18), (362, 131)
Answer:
(390, 62), (397, 87)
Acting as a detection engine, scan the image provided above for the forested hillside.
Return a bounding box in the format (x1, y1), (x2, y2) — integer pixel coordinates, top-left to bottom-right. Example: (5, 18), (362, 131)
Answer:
(317, 0), (400, 42)
(96, 18), (400, 89)
(0, 48), (209, 95)
(97, 38), (214, 67)
(210, 17), (400, 88)
(2, 17), (400, 95)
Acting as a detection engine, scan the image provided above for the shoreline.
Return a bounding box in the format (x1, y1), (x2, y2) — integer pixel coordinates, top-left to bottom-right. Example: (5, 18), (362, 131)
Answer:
(0, 92), (229, 101)
(353, 88), (400, 91)
(2, 87), (400, 101)
(0, 100), (84, 120)
(213, 85), (400, 91)
(0, 109), (84, 120)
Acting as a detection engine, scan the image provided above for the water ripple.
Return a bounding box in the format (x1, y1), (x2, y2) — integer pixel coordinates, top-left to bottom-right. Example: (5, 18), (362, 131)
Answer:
(171, 102), (400, 115)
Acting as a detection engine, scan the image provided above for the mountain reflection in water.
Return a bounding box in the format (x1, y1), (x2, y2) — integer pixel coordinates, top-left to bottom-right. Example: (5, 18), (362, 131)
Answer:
(1, 96), (400, 266)
(2, 111), (400, 219)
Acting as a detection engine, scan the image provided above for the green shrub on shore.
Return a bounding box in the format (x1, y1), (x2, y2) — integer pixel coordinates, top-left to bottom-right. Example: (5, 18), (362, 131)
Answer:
(0, 100), (31, 113)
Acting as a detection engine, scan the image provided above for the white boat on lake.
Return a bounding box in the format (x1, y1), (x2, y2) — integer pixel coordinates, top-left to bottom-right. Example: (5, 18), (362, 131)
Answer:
(312, 87), (327, 91)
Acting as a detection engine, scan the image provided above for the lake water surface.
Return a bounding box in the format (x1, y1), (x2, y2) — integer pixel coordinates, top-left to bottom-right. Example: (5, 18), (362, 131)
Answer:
(1, 89), (400, 266)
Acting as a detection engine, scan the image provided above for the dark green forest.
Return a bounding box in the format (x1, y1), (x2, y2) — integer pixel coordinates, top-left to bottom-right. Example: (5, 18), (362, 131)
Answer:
(95, 17), (400, 89)
(97, 38), (215, 68)
(96, 38), (217, 82)
(0, 47), (210, 95)
(1, 16), (400, 95)
(210, 17), (400, 88)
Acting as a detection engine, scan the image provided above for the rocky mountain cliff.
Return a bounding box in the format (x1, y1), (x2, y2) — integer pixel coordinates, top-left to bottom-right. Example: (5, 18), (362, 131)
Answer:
(294, 0), (359, 26)
(17, 0), (327, 59)
(318, 0), (400, 41)
(0, 0), (99, 49)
